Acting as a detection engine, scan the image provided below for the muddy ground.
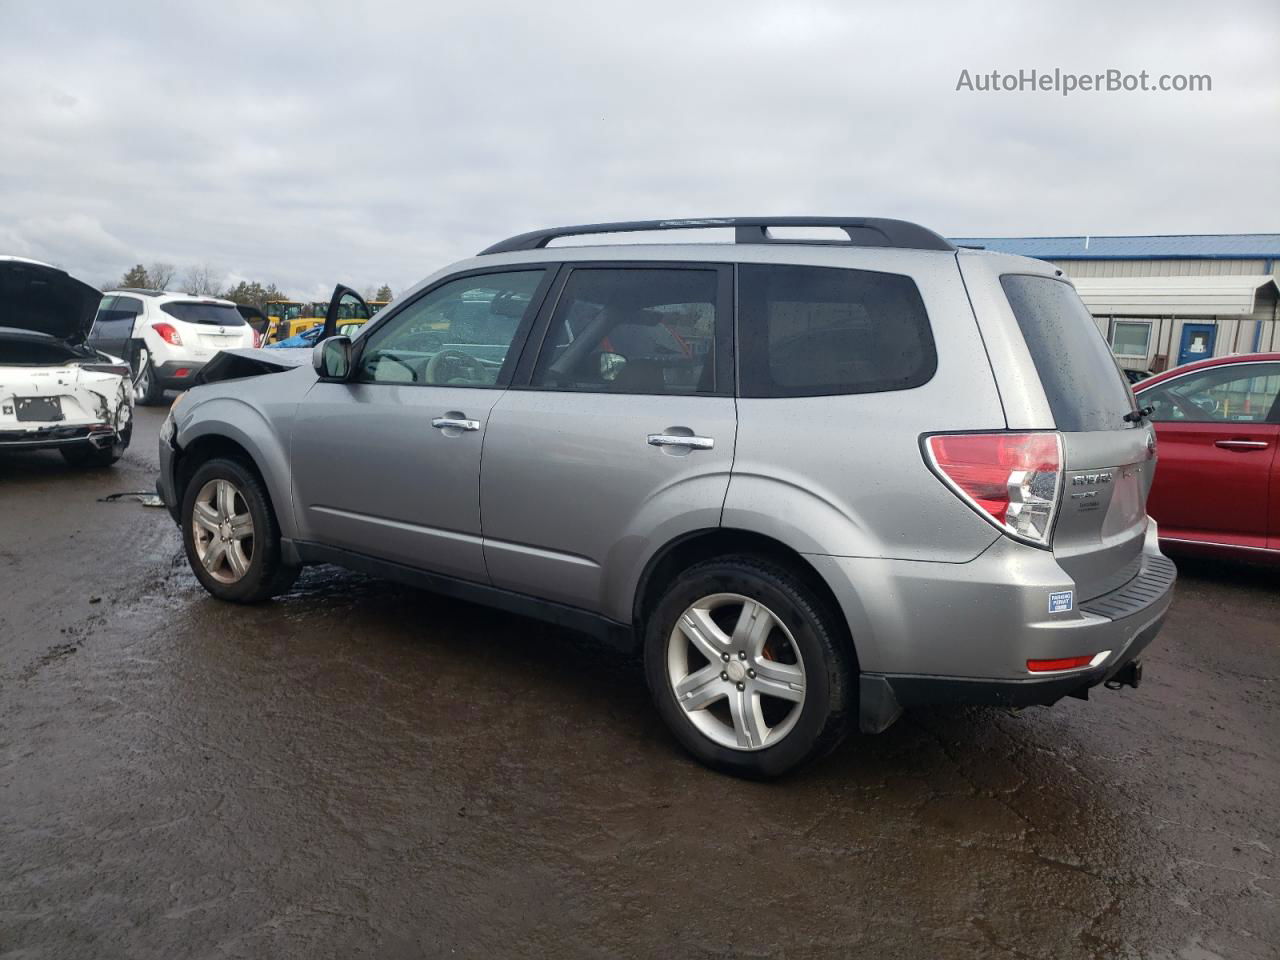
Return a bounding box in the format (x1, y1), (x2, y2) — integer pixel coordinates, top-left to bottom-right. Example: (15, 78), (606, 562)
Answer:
(2, 403), (1277, 959)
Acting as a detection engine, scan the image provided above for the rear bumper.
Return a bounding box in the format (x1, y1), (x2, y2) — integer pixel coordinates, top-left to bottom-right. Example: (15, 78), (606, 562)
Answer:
(0, 423), (119, 450)
(859, 608), (1167, 731)
(154, 360), (205, 389)
(806, 523), (1177, 733)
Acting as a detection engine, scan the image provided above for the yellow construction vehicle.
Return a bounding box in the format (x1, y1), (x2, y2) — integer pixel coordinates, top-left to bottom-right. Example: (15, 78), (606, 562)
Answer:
(264, 300), (320, 343)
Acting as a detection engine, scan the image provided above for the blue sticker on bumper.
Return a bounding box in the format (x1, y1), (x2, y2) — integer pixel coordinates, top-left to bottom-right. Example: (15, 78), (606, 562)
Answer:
(1049, 591), (1073, 613)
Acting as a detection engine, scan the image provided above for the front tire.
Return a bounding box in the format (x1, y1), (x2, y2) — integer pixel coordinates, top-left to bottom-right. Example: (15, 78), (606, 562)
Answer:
(643, 555), (854, 778)
(181, 457), (299, 603)
(133, 351), (164, 406)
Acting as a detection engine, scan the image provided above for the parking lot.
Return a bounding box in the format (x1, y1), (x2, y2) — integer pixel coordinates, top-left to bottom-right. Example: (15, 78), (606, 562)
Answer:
(1, 404), (1277, 959)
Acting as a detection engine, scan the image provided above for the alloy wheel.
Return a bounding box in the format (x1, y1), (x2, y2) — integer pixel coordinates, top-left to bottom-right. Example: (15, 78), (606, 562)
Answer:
(191, 479), (255, 584)
(666, 593), (807, 751)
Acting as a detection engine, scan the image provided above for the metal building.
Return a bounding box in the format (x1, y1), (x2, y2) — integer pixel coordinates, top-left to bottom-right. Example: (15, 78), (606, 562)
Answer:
(949, 234), (1280, 372)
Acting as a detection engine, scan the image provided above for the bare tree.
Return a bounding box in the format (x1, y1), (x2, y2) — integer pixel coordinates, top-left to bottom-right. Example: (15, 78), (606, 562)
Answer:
(147, 262), (176, 290)
(182, 264), (223, 296)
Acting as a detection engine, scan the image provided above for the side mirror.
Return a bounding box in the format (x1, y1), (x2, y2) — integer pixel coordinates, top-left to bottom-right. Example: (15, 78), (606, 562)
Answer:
(599, 351), (627, 382)
(313, 335), (353, 381)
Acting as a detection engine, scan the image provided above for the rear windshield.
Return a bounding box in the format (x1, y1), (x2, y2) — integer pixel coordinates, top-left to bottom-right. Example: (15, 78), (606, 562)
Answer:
(160, 302), (245, 326)
(1001, 275), (1135, 432)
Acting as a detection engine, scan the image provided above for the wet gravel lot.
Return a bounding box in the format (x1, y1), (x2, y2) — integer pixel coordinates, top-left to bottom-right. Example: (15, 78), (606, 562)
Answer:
(2, 404), (1278, 959)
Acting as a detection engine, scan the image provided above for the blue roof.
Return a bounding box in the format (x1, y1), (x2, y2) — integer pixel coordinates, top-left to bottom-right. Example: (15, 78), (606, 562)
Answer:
(947, 234), (1280, 261)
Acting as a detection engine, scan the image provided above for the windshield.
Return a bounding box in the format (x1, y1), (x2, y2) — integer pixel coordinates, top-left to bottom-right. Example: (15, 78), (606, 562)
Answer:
(267, 302), (302, 320)
(160, 302), (246, 326)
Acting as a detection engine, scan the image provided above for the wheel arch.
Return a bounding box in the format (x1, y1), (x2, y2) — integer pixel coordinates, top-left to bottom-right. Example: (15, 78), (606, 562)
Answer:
(630, 527), (859, 667)
(173, 407), (294, 540)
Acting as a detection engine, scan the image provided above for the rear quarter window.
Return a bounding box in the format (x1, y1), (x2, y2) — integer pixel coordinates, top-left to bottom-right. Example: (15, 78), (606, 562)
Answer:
(1000, 275), (1135, 432)
(737, 263), (935, 398)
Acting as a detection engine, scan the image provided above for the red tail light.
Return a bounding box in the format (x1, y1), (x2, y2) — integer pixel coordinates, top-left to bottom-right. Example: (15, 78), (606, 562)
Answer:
(1027, 655), (1096, 672)
(152, 322), (182, 346)
(926, 432), (1063, 546)
(252, 329), (263, 348)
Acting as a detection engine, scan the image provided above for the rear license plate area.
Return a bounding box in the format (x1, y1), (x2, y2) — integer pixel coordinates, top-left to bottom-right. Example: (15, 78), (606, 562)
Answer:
(15, 396), (64, 422)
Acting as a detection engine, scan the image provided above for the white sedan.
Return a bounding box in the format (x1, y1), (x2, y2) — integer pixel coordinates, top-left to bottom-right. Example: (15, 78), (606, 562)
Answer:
(1, 256), (134, 466)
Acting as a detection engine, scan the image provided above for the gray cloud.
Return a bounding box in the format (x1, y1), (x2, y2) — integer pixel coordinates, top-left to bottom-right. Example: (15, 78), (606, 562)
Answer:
(1, 0), (1277, 297)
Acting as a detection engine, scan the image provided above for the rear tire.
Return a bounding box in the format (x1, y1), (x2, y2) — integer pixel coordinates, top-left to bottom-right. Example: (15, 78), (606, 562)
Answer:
(643, 554), (854, 778)
(60, 422), (131, 467)
(181, 457), (299, 603)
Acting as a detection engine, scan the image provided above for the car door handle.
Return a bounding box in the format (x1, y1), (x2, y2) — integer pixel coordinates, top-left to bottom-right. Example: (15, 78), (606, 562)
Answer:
(1214, 439), (1269, 450)
(432, 417), (481, 431)
(648, 433), (714, 450)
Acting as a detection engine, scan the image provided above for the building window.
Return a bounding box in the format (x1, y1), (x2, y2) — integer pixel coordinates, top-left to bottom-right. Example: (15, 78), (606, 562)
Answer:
(1111, 320), (1152, 358)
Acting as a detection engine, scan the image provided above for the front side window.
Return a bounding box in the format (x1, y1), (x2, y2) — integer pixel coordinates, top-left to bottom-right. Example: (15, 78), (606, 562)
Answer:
(356, 270), (546, 386)
(1143, 363), (1280, 423)
(1111, 320), (1152, 358)
(93, 296), (117, 326)
(531, 268), (718, 395)
(737, 263), (935, 398)
(91, 296), (141, 335)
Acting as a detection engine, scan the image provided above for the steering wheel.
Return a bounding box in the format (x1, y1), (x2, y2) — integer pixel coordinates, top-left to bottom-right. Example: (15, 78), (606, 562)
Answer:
(425, 349), (485, 385)
(1168, 391), (1206, 420)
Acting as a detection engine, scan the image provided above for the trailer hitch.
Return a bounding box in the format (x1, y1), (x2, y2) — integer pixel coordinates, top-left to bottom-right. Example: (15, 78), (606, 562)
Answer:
(1105, 659), (1142, 691)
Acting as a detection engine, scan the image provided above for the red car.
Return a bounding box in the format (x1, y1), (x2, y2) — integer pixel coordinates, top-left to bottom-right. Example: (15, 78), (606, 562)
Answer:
(1134, 352), (1280, 562)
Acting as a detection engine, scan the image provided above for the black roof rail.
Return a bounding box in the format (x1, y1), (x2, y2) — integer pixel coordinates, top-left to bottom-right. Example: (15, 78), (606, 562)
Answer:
(111, 287), (167, 296)
(478, 217), (956, 255)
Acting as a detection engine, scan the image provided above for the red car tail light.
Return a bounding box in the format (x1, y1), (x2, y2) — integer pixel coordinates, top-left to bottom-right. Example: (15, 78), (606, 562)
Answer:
(926, 432), (1063, 547)
(252, 329), (263, 348)
(1027, 655), (1096, 672)
(152, 322), (183, 346)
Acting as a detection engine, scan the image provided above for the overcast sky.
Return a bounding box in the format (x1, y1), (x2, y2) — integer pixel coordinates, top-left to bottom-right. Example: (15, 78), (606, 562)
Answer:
(1, 0), (1277, 298)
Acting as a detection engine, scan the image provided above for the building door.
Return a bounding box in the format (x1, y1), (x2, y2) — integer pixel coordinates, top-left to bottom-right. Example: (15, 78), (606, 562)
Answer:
(1177, 323), (1217, 366)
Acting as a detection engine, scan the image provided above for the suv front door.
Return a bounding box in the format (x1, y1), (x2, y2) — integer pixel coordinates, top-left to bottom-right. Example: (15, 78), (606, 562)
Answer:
(87, 295), (143, 363)
(479, 263), (736, 618)
(1140, 360), (1280, 549)
(290, 269), (553, 581)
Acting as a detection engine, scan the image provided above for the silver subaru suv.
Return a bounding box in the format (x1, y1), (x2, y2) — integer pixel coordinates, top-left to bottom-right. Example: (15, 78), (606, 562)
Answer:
(157, 217), (1175, 778)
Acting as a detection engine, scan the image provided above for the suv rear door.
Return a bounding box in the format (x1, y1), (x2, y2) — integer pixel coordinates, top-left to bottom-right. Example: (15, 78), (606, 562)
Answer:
(478, 263), (736, 617)
(974, 264), (1157, 601)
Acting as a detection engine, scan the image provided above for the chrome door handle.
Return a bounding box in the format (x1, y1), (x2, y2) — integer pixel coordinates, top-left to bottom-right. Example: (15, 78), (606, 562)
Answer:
(432, 417), (480, 431)
(1215, 439), (1269, 450)
(648, 434), (714, 450)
